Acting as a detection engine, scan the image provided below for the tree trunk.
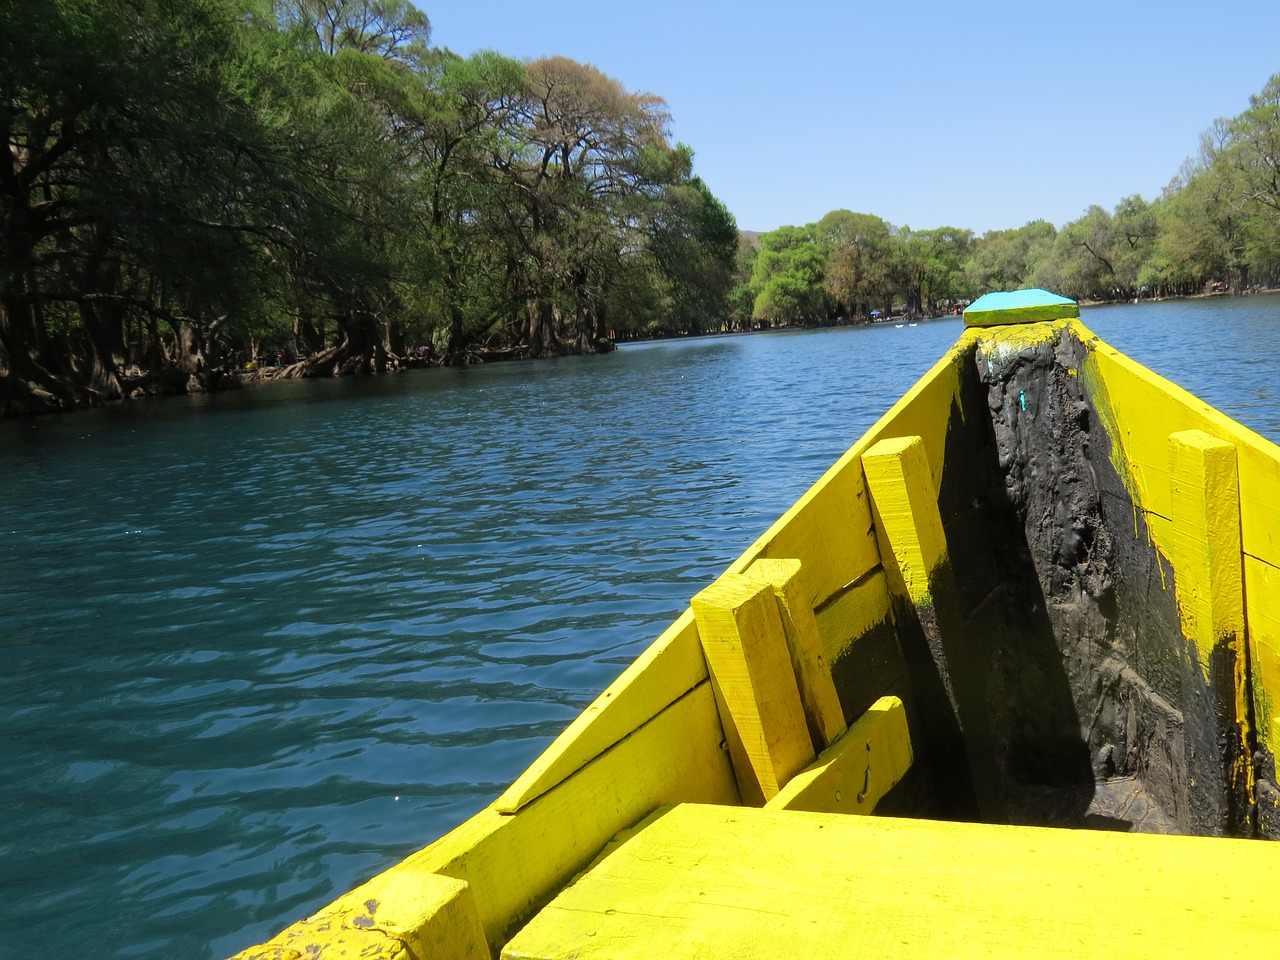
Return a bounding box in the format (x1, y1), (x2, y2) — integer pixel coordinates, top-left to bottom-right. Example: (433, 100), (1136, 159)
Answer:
(526, 298), (541, 357)
(287, 311), (376, 378)
(144, 315), (164, 371)
(294, 314), (325, 355)
(527, 298), (557, 359)
(1231, 261), (1250, 296)
(171, 320), (210, 392)
(445, 301), (468, 365)
(0, 294), (81, 416)
(384, 317), (406, 362)
(77, 299), (128, 400)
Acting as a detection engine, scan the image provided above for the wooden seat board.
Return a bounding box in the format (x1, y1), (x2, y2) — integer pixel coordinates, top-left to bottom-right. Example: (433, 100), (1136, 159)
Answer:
(503, 803), (1280, 960)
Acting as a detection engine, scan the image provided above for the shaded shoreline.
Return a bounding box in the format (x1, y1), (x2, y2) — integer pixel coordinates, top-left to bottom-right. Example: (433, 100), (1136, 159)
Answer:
(7, 289), (1277, 421)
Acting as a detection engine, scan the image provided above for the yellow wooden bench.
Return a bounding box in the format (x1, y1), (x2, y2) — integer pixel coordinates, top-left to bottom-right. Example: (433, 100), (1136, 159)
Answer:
(503, 802), (1280, 960)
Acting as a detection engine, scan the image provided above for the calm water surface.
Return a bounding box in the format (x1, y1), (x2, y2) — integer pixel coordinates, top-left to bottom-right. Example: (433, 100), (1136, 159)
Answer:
(2, 295), (1278, 958)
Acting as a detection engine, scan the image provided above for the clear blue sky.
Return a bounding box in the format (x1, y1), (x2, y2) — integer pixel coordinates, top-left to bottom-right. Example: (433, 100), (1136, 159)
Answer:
(428, 1), (1278, 236)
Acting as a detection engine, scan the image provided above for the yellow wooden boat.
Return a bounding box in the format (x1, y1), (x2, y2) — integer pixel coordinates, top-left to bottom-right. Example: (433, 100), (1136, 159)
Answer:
(232, 290), (1280, 960)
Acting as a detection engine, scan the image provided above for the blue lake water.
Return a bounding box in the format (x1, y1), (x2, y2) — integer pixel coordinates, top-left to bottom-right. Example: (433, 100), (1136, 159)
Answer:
(2, 294), (1278, 958)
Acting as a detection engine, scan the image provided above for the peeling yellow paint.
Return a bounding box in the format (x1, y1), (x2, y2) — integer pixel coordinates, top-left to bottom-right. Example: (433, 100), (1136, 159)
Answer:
(228, 868), (487, 960)
(862, 435), (947, 608)
(1167, 430), (1243, 669)
(969, 317), (1070, 357)
(1073, 318), (1280, 758)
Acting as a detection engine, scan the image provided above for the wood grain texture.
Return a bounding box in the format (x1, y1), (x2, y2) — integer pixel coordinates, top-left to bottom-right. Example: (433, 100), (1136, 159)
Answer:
(1078, 321), (1280, 765)
(765, 695), (910, 815)
(692, 575), (814, 800)
(744, 558), (846, 749)
(240, 682), (740, 958)
(1245, 555), (1280, 755)
(862, 435), (946, 606)
(504, 803), (1280, 960)
(1079, 323), (1280, 567)
(813, 569), (894, 665)
(1168, 431), (1243, 668)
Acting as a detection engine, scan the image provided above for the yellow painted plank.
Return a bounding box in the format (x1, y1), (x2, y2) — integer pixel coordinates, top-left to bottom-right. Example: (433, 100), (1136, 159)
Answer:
(496, 610), (706, 813)
(743, 558), (846, 748)
(229, 867), (487, 960)
(237, 683), (739, 958)
(1074, 320), (1280, 768)
(421, 683), (738, 951)
(692, 574), (815, 801)
(1076, 321), (1280, 569)
(1244, 555), (1280, 756)
(503, 804), (1280, 960)
(862, 435), (946, 605)
(1168, 429), (1253, 809)
(706, 665), (763, 807)
(765, 696), (911, 814)
(812, 569), (893, 665)
(1168, 430), (1244, 668)
(732, 452), (880, 609)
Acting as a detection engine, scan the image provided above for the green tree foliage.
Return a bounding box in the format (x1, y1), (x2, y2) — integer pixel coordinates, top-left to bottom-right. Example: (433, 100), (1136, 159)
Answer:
(410, 51), (526, 360)
(8, 6), (1280, 418)
(0, 0), (737, 414)
(1042, 206), (1124, 301)
(724, 234), (760, 329)
(1, 0), (299, 411)
(820, 211), (893, 320)
(738, 216), (974, 326)
(277, 0), (431, 64)
(634, 173), (739, 336)
(1200, 81), (1280, 291)
(891, 226), (974, 316)
(749, 225), (832, 323)
(1226, 77), (1280, 225)
(966, 221), (1056, 293)
(486, 56), (728, 355)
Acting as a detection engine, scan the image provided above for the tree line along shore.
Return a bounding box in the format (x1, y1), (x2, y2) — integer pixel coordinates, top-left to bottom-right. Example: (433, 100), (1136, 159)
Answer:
(4, 1), (1280, 417)
(737, 73), (1280, 327)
